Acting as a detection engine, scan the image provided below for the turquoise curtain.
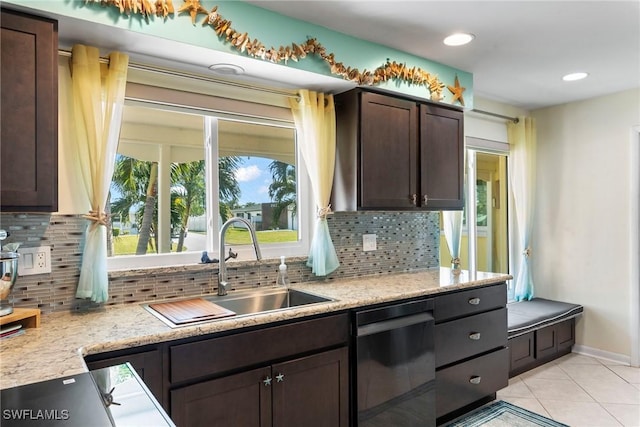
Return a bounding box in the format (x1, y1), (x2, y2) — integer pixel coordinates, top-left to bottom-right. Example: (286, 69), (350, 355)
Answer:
(290, 90), (340, 276)
(508, 117), (537, 301)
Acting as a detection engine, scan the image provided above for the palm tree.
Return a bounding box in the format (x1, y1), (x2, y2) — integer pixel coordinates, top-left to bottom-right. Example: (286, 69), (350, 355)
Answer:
(110, 155), (243, 255)
(218, 156), (242, 222)
(110, 156), (157, 255)
(268, 160), (296, 228)
(135, 162), (158, 255)
(171, 160), (205, 252)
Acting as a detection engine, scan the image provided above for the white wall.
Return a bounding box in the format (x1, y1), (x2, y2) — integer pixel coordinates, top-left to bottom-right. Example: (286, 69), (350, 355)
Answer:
(465, 97), (528, 143)
(532, 88), (640, 360)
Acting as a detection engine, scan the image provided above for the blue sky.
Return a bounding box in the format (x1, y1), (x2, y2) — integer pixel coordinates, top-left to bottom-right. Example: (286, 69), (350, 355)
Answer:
(235, 157), (273, 205)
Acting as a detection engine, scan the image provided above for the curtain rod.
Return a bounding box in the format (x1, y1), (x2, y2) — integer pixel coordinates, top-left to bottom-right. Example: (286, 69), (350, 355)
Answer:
(58, 49), (299, 99)
(471, 108), (519, 123)
(60, 50), (519, 115)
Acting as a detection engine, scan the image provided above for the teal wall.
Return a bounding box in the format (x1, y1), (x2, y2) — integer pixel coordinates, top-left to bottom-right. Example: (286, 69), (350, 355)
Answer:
(5, 0), (473, 106)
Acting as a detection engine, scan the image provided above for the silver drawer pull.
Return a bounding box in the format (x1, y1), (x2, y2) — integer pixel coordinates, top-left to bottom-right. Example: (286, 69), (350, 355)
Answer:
(469, 332), (481, 340)
(468, 297), (481, 305)
(469, 376), (482, 385)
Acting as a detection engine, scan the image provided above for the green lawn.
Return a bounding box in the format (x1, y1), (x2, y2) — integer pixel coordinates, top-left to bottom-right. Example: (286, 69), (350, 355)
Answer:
(111, 236), (181, 256)
(224, 228), (297, 245)
(112, 229), (297, 256)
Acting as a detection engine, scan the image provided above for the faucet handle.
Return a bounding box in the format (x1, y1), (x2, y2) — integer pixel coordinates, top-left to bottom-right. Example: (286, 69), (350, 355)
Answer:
(225, 248), (238, 261)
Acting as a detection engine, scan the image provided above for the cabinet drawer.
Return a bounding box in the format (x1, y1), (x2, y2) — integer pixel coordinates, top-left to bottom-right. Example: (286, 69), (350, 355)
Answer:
(434, 283), (506, 322)
(435, 308), (507, 368)
(436, 348), (509, 418)
(170, 313), (349, 383)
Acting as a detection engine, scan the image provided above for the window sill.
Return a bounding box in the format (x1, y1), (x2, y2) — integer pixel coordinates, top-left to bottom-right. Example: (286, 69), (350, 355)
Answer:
(107, 256), (308, 279)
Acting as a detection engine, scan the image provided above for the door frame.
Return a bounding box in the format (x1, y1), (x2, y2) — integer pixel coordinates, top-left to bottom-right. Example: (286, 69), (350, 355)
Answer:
(630, 125), (639, 367)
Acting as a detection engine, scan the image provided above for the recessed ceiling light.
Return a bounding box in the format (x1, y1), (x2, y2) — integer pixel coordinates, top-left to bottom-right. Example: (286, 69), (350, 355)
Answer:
(443, 33), (475, 46)
(562, 72), (589, 82)
(208, 63), (245, 75)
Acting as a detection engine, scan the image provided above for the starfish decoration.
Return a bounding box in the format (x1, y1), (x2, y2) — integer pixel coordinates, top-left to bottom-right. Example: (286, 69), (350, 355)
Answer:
(178, 0), (208, 25)
(447, 75), (466, 106)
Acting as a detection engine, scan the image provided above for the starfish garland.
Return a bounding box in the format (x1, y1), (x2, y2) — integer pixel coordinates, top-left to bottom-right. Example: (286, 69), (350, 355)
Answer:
(447, 75), (466, 106)
(83, 1), (466, 103)
(178, 0), (208, 25)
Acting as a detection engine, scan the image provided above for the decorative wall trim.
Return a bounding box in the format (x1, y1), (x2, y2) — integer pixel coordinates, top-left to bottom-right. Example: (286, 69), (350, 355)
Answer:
(81, 0), (463, 103)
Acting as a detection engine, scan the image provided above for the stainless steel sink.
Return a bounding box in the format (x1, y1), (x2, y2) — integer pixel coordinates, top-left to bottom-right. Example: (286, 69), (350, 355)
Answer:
(204, 287), (334, 316)
(144, 287), (335, 328)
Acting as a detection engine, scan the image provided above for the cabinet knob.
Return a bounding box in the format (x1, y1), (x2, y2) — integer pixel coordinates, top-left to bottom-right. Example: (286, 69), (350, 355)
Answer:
(469, 332), (481, 340)
(423, 194), (428, 205)
(263, 376), (272, 386)
(468, 297), (481, 305)
(276, 373), (285, 383)
(410, 194), (417, 206)
(469, 376), (482, 385)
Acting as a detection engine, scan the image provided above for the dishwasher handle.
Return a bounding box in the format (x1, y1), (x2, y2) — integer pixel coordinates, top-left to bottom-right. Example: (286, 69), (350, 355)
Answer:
(356, 312), (434, 337)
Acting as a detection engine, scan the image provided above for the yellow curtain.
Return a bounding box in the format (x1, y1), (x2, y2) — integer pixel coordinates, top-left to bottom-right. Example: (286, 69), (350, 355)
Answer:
(508, 117), (536, 301)
(70, 45), (128, 302)
(289, 90), (340, 276)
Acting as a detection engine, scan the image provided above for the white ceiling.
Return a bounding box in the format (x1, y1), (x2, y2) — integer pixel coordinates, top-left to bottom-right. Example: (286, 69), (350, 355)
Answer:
(243, 0), (640, 110)
(9, 1), (640, 111)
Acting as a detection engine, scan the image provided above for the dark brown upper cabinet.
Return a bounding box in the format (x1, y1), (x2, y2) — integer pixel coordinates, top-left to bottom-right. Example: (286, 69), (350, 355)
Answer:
(333, 88), (464, 211)
(1, 9), (58, 212)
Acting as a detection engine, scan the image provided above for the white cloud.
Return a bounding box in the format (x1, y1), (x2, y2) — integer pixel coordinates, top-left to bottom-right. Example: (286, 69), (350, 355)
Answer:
(235, 165), (262, 182)
(258, 185), (270, 195)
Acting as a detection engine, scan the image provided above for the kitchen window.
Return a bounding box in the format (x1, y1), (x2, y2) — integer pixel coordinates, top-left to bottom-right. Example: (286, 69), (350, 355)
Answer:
(107, 83), (311, 270)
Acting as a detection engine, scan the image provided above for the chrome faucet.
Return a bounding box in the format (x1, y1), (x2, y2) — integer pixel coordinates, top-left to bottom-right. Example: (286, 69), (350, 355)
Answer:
(218, 217), (262, 296)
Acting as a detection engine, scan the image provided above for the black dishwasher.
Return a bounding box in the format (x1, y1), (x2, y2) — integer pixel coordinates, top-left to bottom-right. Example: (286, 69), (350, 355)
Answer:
(353, 298), (435, 427)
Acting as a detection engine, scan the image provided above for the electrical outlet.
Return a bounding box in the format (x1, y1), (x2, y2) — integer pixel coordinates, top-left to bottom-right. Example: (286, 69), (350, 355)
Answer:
(362, 234), (377, 251)
(17, 246), (51, 276)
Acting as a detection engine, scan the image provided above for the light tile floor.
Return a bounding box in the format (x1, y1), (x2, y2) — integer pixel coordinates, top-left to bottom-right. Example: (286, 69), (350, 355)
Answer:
(497, 353), (640, 426)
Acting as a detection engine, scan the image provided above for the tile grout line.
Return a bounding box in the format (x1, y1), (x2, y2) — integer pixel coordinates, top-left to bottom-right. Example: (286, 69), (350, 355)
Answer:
(598, 362), (638, 426)
(557, 357), (629, 426)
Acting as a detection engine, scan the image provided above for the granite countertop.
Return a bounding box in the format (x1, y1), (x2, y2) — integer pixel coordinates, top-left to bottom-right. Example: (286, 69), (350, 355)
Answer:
(0, 268), (510, 390)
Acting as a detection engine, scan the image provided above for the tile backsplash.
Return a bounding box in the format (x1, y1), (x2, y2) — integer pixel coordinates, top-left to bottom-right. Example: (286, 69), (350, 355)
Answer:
(0, 211), (439, 314)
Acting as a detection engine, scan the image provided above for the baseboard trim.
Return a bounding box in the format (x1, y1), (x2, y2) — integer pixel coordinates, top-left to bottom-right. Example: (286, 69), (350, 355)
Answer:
(572, 345), (631, 366)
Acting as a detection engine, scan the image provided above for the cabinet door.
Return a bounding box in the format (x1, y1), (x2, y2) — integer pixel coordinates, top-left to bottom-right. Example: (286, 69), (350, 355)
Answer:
(171, 366), (272, 427)
(272, 347), (349, 427)
(360, 92), (418, 209)
(419, 104), (464, 210)
(0, 9), (58, 212)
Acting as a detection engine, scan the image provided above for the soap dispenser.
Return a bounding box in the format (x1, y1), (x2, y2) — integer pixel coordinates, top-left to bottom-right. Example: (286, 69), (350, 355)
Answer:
(276, 256), (289, 287)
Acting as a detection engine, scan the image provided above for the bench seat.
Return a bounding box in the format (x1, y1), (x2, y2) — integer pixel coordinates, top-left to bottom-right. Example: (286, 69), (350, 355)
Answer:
(508, 298), (583, 338)
(507, 298), (583, 377)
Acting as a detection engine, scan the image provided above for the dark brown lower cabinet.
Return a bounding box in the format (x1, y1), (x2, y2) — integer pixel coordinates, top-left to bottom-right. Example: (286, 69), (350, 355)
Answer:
(171, 366), (272, 427)
(170, 347), (349, 427)
(436, 348), (509, 418)
(508, 318), (576, 377)
(434, 284), (509, 425)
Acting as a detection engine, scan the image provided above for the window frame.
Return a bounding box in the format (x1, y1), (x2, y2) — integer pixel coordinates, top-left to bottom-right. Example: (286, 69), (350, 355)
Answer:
(107, 89), (312, 271)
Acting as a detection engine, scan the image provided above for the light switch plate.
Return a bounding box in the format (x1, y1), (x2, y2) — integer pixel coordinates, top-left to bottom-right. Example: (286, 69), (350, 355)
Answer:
(17, 246), (52, 275)
(362, 234), (377, 251)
